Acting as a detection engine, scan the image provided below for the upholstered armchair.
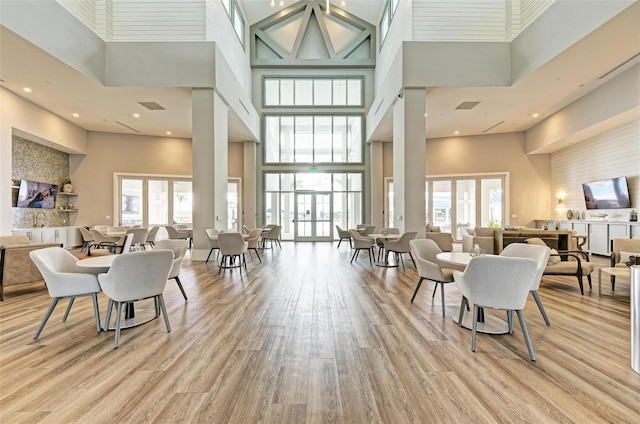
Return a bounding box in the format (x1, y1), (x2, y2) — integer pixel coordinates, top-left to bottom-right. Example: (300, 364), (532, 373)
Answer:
(461, 228), (495, 254)
(424, 225), (453, 252)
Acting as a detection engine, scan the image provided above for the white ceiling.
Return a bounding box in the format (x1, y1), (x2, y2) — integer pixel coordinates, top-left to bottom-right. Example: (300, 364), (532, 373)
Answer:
(0, 1), (638, 148)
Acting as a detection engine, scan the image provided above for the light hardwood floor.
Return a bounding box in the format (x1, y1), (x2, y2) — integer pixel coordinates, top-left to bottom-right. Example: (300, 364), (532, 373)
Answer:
(1, 243), (639, 423)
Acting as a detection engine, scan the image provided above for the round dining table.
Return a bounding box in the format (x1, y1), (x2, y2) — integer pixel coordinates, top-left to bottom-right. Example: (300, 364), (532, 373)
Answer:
(77, 254), (159, 330)
(369, 233), (400, 267)
(436, 251), (509, 335)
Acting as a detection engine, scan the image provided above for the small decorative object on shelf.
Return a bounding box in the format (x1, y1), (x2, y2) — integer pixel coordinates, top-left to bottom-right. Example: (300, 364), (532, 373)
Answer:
(62, 179), (74, 194)
(575, 211), (580, 220)
(631, 210), (638, 222)
(566, 210), (573, 220)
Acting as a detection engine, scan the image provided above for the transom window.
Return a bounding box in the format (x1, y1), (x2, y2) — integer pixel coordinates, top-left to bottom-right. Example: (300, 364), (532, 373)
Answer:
(221, 0), (244, 45)
(264, 77), (363, 107)
(264, 115), (362, 164)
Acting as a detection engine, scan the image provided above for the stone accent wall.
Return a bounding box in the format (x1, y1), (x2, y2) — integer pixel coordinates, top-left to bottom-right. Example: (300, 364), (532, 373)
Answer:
(11, 136), (71, 228)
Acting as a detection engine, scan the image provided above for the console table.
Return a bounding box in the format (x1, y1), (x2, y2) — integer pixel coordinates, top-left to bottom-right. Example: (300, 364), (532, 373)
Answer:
(494, 229), (571, 253)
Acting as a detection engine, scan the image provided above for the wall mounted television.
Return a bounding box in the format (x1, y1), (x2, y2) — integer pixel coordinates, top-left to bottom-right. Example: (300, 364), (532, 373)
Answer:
(16, 179), (58, 209)
(582, 176), (631, 210)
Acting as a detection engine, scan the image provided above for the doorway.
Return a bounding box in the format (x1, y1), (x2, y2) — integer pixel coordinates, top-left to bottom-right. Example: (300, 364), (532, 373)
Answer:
(294, 191), (333, 241)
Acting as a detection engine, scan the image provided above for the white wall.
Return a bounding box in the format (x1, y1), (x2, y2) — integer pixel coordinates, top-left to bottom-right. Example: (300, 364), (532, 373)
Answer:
(550, 120), (640, 221)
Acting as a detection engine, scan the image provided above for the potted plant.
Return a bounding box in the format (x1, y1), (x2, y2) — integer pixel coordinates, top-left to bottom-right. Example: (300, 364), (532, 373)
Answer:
(62, 178), (74, 193)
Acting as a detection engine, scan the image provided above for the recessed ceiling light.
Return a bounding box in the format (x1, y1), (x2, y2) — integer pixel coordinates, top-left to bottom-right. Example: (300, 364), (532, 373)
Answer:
(424, 113), (428, 117)
(341, 1), (346, 5)
(532, 113), (540, 118)
(166, 131), (172, 135)
(72, 113), (79, 118)
(23, 87), (32, 93)
(454, 131), (460, 135)
(133, 113), (140, 118)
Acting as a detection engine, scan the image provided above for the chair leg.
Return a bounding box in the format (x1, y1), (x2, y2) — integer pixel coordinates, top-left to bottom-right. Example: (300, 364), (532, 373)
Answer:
(577, 276), (584, 295)
(471, 304), (479, 352)
(33, 298), (60, 339)
(440, 282), (446, 317)
(458, 297), (467, 327)
(431, 284), (438, 299)
(411, 277), (425, 303)
(516, 309), (536, 361)
(114, 301), (123, 349)
(368, 248), (373, 266)
(63, 297), (75, 322)
(158, 294), (171, 332)
(507, 310), (514, 333)
(531, 290), (550, 326)
(173, 276), (188, 300)
(587, 274), (592, 289)
(206, 248), (214, 263)
(91, 293), (101, 332)
(104, 299), (114, 331)
(350, 249), (358, 263)
(408, 252), (417, 269)
(254, 248), (261, 263)
(337, 239), (342, 248)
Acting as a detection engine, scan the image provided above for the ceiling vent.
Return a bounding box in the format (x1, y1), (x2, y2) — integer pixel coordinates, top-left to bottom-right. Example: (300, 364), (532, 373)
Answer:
(138, 101), (165, 110)
(455, 101), (481, 110)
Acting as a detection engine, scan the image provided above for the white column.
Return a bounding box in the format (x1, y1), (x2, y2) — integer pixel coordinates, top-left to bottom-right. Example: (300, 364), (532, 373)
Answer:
(370, 140), (384, 229)
(392, 88), (426, 236)
(191, 88), (228, 260)
(243, 141), (257, 229)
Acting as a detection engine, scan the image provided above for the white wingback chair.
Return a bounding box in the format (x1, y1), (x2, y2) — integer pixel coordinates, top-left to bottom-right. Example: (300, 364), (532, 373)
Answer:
(500, 243), (552, 326)
(453, 255), (539, 361)
(409, 239), (455, 317)
(29, 247), (102, 340)
(384, 232), (417, 270)
(246, 228), (263, 263)
(126, 228), (149, 250)
(349, 229), (375, 265)
(205, 228), (220, 263)
(98, 250), (174, 348)
(217, 233), (249, 274)
(154, 239), (189, 300)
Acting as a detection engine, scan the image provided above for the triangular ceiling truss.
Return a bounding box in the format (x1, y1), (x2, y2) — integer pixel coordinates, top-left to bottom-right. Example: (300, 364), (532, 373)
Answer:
(250, 0), (376, 68)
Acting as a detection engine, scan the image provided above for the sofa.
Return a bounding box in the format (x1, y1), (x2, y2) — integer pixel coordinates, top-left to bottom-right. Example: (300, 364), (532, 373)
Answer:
(424, 225), (453, 252)
(461, 227), (495, 254)
(0, 235), (61, 301)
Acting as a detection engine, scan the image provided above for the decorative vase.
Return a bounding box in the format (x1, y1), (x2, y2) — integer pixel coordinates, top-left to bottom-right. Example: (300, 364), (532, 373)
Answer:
(63, 183), (74, 193)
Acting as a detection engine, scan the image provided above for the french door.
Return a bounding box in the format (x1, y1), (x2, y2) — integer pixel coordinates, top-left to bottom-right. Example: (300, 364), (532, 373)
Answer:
(294, 191), (333, 241)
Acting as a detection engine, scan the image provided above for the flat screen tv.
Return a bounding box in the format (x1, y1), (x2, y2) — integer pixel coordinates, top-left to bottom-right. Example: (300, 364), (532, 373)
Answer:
(582, 176), (631, 210)
(16, 179), (58, 209)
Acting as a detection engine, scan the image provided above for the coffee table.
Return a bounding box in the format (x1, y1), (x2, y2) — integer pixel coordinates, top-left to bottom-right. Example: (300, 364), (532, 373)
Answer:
(598, 266), (630, 295)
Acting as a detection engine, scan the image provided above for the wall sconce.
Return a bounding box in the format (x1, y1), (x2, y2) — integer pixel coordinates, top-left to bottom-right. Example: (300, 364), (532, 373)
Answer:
(556, 192), (566, 205)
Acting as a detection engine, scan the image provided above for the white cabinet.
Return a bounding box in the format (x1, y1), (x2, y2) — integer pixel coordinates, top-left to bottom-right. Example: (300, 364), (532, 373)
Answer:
(632, 224), (640, 239)
(589, 223), (609, 255)
(573, 222), (588, 235)
(11, 226), (82, 248)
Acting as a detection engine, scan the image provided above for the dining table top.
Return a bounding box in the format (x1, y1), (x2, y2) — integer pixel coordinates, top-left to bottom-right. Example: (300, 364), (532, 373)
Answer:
(436, 251), (474, 267)
(369, 233), (400, 240)
(76, 255), (118, 268)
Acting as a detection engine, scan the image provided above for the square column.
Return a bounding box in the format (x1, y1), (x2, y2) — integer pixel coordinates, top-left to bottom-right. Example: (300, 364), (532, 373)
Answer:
(243, 141), (257, 229)
(392, 88), (426, 236)
(192, 88), (228, 260)
(370, 140), (384, 228)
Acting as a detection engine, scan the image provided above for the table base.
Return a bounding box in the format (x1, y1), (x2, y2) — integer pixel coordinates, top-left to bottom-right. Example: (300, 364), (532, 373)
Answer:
(452, 307), (509, 335)
(103, 303), (159, 331)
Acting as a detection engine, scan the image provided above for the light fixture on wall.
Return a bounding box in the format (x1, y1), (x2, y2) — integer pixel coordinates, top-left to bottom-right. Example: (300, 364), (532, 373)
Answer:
(556, 192), (566, 205)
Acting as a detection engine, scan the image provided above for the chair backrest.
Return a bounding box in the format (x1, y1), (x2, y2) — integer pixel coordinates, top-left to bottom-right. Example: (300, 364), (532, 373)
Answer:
(205, 228), (220, 248)
(336, 225), (350, 238)
(242, 225), (251, 235)
(130, 224), (142, 229)
(409, 239), (447, 281)
(247, 228), (263, 248)
(388, 232), (417, 252)
(218, 233), (247, 255)
(29, 247), (100, 297)
(108, 226), (126, 233)
(361, 225), (377, 236)
(79, 227), (94, 242)
(383, 228), (400, 235)
(264, 225), (282, 239)
(357, 224), (368, 229)
(500, 243), (551, 290)
(154, 239), (188, 279)
(119, 233), (134, 254)
(454, 256), (538, 310)
(146, 225), (160, 242)
(93, 224), (109, 232)
(98, 250), (174, 302)
(611, 238), (640, 257)
(90, 229), (116, 244)
(349, 229), (373, 248)
(126, 228), (149, 246)
(165, 225), (188, 239)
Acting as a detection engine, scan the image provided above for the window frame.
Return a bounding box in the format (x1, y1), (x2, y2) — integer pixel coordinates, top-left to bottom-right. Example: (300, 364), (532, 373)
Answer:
(262, 76), (365, 108)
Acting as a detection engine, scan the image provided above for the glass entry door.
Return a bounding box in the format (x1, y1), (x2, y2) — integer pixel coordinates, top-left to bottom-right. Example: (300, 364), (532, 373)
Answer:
(294, 191), (333, 241)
